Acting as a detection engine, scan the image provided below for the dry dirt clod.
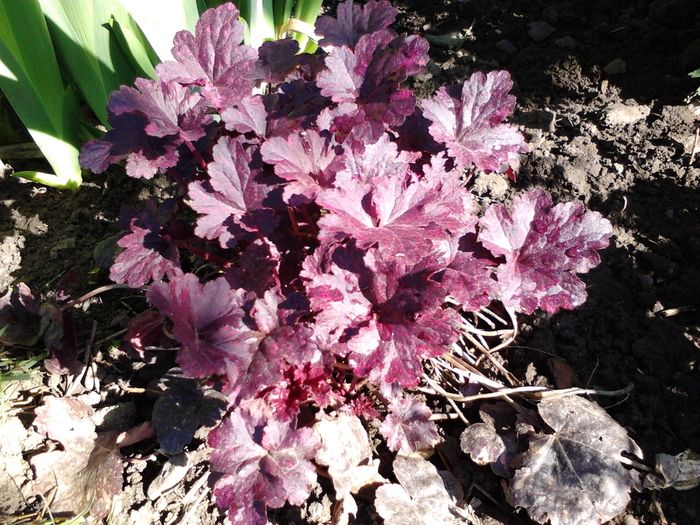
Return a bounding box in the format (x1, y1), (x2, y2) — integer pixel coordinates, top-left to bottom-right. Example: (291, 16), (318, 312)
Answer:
(554, 36), (577, 50)
(528, 21), (555, 42)
(495, 39), (518, 56)
(604, 103), (651, 127)
(603, 58), (627, 75)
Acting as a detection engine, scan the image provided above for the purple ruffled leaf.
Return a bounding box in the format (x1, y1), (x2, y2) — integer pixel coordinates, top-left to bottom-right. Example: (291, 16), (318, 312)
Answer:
(253, 39), (301, 84)
(260, 130), (345, 202)
(301, 256), (373, 346)
(316, 0), (398, 48)
(147, 274), (260, 379)
(80, 79), (210, 178)
(441, 250), (496, 312)
(109, 203), (181, 288)
(422, 70), (526, 172)
(156, 3), (257, 109)
(379, 395), (441, 454)
(221, 96), (268, 136)
(317, 31), (429, 141)
(317, 144), (475, 266)
(108, 78), (208, 140)
(478, 189), (613, 314)
(80, 113), (177, 179)
(188, 137), (277, 247)
(209, 400), (320, 525)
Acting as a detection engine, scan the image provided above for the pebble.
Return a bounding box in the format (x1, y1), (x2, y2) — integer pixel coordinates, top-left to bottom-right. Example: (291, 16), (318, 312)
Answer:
(554, 36), (578, 50)
(604, 103), (651, 126)
(528, 20), (555, 42)
(495, 39), (518, 56)
(603, 58), (627, 75)
(623, 515), (639, 525)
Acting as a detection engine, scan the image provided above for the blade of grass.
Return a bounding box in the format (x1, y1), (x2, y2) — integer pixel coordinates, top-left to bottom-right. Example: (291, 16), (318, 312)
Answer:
(39, 0), (141, 126)
(116, 0), (200, 61)
(106, 11), (159, 79)
(291, 0), (322, 51)
(244, 0), (276, 48)
(273, 0), (293, 38)
(0, 0), (82, 189)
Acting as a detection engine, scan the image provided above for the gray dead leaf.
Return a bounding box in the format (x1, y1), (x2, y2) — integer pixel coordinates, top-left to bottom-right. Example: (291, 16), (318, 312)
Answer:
(314, 414), (385, 525)
(644, 450), (700, 491)
(31, 396), (126, 519)
(460, 423), (505, 465)
(506, 395), (642, 525)
(147, 453), (190, 500)
(375, 456), (467, 525)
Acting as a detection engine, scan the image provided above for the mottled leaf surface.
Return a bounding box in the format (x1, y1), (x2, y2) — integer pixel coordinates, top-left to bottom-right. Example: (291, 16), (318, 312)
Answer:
(506, 395), (642, 525)
(479, 189), (613, 314)
(379, 395), (441, 454)
(375, 456), (464, 525)
(422, 70), (525, 172)
(31, 397), (123, 519)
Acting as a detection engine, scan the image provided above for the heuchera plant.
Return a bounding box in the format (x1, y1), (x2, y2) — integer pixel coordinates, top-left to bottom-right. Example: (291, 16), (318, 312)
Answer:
(80, 2), (613, 523)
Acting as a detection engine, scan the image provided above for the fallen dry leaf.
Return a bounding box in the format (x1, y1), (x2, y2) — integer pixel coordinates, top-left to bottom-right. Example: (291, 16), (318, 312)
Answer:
(314, 414), (385, 524)
(375, 456), (466, 525)
(644, 450), (700, 491)
(506, 395), (642, 525)
(31, 396), (125, 518)
(460, 422), (505, 465)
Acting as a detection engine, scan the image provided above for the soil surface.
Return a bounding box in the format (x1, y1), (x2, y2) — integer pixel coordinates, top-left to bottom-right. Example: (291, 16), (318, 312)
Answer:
(1, 0), (699, 524)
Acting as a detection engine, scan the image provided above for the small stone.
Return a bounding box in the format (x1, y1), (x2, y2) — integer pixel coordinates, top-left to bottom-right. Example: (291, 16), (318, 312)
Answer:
(528, 21), (555, 42)
(542, 6), (558, 22)
(623, 515), (639, 525)
(49, 237), (76, 259)
(603, 58), (626, 75)
(604, 103), (650, 126)
(495, 39), (518, 56)
(554, 36), (578, 49)
(639, 274), (654, 290)
(613, 162), (624, 174)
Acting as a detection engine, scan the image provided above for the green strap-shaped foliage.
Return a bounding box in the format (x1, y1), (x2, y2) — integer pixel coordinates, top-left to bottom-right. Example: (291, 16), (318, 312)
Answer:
(39, 0), (150, 126)
(0, 0), (82, 190)
(116, 0), (200, 61)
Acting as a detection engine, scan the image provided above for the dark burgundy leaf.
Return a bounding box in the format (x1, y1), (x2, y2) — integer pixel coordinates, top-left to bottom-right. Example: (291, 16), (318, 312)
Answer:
(123, 309), (168, 354)
(316, 0), (398, 48)
(110, 202), (181, 287)
(225, 240), (280, 295)
(147, 274), (260, 379)
(209, 400), (319, 525)
(152, 372), (226, 455)
(254, 39), (301, 84)
(156, 3), (257, 109)
(0, 283), (41, 346)
(264, 80), (330, 137)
